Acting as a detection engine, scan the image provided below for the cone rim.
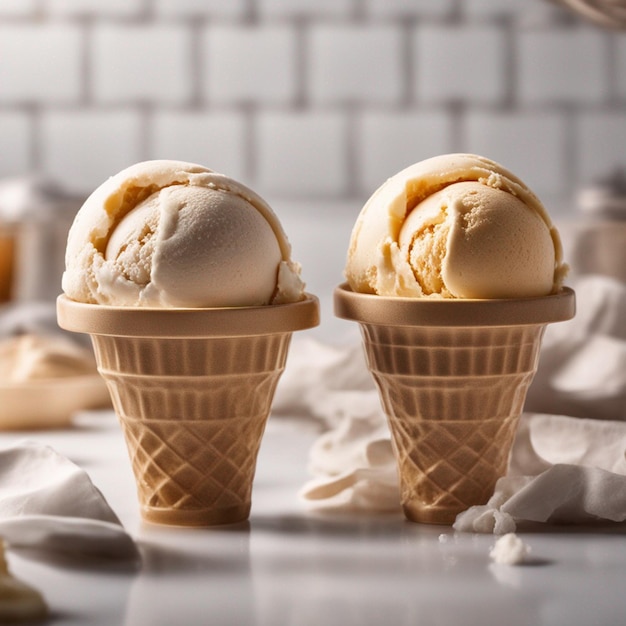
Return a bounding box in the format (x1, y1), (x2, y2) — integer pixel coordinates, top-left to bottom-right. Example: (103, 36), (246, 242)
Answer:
(334, 283), (575, 327)
(57, 293), (319, 337)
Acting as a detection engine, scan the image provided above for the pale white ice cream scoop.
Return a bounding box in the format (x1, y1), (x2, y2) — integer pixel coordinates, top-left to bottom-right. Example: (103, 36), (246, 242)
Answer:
(63, 160), (305, 307)
(346, 153), (567, 298)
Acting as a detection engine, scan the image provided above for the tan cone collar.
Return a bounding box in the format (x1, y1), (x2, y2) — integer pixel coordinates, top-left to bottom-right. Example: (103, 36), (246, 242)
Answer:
(334, 283), (575, 327)
(57, 294), (320, 338)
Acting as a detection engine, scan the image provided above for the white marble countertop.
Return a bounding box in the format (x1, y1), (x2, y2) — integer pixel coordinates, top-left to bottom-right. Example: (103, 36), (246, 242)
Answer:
(1, 410), (625, 626)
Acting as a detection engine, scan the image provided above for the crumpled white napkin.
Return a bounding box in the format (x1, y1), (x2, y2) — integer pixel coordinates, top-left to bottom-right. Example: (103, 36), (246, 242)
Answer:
(525, 274), (626, 420)
(300, 410), (400, 512)
(0, 441), (138, 561)
(454, 414), (626, 533)
(273, 339), (375, 424)
(289, 275), (626, 531)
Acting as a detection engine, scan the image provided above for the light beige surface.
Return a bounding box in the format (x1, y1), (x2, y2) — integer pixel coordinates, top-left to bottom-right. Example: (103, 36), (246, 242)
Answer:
(63, 160), (305, 307)
(346, 153), (566, 298)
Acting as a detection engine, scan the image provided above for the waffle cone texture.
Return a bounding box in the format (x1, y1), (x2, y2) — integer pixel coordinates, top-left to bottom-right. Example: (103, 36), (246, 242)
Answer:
(335, 284), (575, 525)
(57, 294), (319, 526)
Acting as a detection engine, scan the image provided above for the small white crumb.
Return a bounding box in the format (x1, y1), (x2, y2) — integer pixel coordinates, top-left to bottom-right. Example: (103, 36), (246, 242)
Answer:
(489, 533), (531, 565)
(438, 534), (449, 544)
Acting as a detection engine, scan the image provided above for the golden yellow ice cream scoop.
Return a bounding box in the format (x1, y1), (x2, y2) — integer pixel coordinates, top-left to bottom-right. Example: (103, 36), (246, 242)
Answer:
(346, 153), (567, 298)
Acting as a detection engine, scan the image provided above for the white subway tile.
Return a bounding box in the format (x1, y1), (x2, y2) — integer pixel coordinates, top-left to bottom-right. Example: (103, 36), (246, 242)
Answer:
(465, 111), (567, 201)
(256, 112), (348, 197)
(463, 0), (540, 17)
(0, 0), (38, 16)
(40, 110), (143, 195)
(464, 0), (567, 26)
(576, 112), (626, 187)
(151, 111), (247, 181)
(0, 25), (82, 104)
(309, 25), (403, 105)
(518, 29), (608, 105)
(271, 198), (360, 342)
(258, 0), (352, 18)
(155, 0), (247, 19)
(92, 25), (192, 105)
(0, 111), (31, 177)
(414, 25), (506, 105)
(203, 25), (297, 105)
(365, 0), (455, 19)
(46, 0), (144, 16)
(357, 111), (453, 194)
(615, 36), (626, 101)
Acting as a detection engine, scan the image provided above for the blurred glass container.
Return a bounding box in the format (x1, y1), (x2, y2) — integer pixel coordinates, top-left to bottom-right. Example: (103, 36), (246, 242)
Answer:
(0, 178), (83, 303)
(0, 222), (16, 303)
(569, 169), (626, 282)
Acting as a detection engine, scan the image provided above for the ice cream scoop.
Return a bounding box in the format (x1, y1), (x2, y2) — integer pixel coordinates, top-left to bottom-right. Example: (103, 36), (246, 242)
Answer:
(63, 160), (304, 307)
(346, 153), (567, 299)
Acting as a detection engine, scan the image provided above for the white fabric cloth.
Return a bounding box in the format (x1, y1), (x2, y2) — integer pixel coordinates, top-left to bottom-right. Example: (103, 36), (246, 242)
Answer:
(0, 441), (138, 561)
(285, 275), (626, 532)
(454, 415), (626, 533)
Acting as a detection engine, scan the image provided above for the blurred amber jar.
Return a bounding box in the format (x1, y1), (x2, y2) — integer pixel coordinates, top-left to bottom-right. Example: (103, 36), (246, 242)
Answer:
(0, 178), (82, 303)
(0, 223), (16, 303)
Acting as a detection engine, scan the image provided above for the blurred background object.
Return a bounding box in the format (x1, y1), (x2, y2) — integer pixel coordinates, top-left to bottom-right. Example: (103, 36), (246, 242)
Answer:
(554, 0), (626, 29)
(0, 177), (83, 303)
(570, 168), (626, 282)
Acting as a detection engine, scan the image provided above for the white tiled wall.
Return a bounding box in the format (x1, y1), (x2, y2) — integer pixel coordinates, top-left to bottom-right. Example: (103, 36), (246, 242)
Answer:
(93, 25), (193, 104)
(415, 25), (508, 105)
(0, 0), (625, 217)
(0, 24), (82, 103)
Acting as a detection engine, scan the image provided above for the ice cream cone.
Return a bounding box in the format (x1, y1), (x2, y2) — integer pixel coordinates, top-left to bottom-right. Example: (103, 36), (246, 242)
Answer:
(57, 294), (319, 526)
(335, 284), (575, 524)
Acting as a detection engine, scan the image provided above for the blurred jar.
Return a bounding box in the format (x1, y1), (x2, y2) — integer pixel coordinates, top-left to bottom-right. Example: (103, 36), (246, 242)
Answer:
(0, 178), (83, 303)
(0, 222), (16, 303)
(569, 170), (626, 283)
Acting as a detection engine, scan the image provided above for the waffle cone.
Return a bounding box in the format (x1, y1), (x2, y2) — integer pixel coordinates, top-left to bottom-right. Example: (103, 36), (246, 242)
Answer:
(335, 284), (575, 525)
(57, 294), (319, 526)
